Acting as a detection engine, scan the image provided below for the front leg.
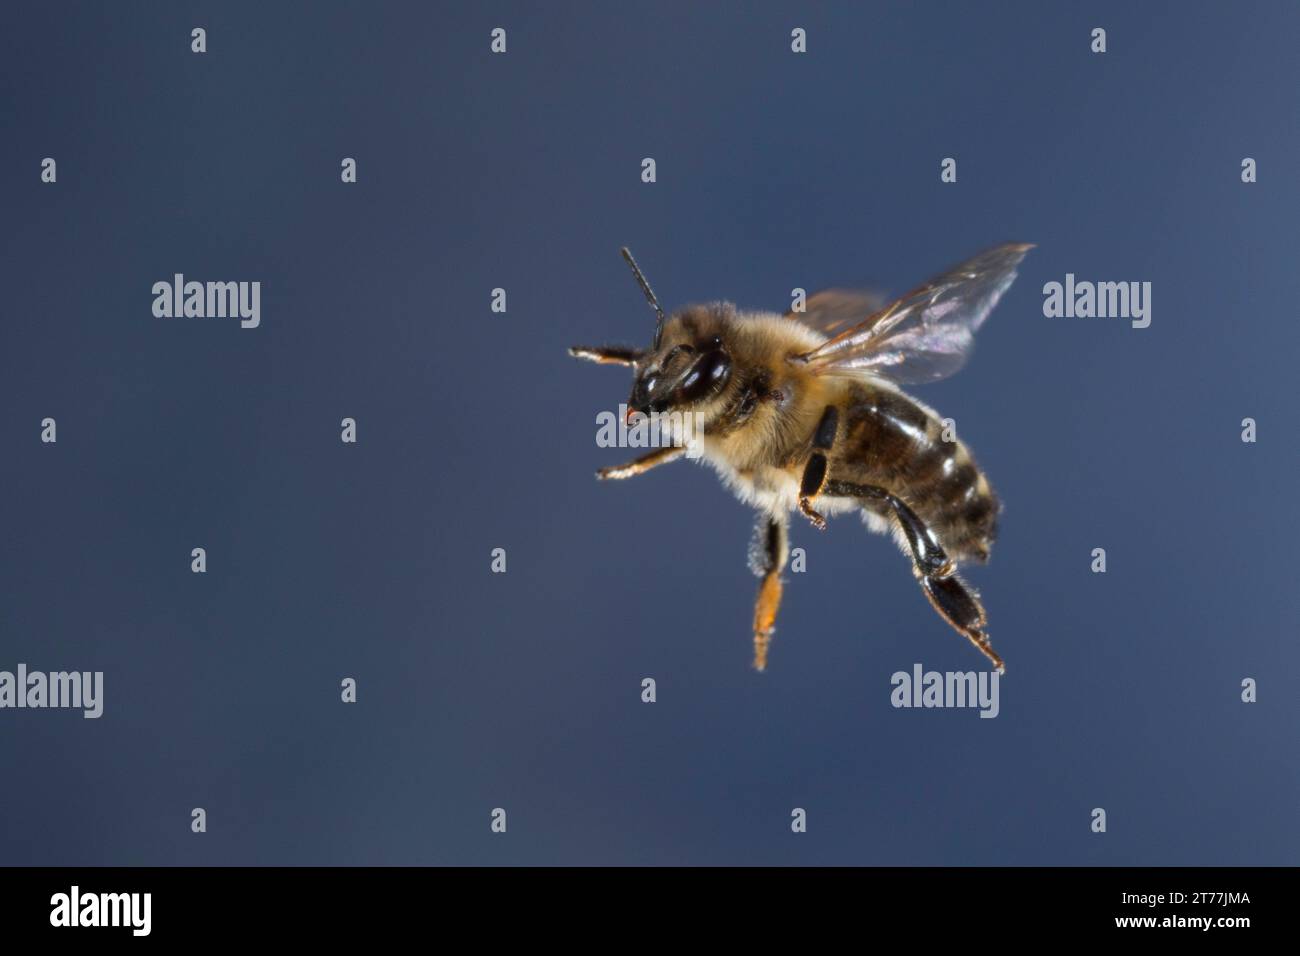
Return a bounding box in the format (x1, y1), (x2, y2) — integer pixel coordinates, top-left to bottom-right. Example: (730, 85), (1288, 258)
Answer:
(797, 406), (839, 530)
(596, 446), (684, 480)
(749, 512), (789, 672)
(569, 345), (642, 367)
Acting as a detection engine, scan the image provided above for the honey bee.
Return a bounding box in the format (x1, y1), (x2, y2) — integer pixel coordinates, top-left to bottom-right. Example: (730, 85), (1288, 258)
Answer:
(571, 243), (1033, 673)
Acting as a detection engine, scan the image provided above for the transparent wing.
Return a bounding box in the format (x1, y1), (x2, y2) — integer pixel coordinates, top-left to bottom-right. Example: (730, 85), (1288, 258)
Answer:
(792, 243), (1033, 385)
(783, 289), (888, 336)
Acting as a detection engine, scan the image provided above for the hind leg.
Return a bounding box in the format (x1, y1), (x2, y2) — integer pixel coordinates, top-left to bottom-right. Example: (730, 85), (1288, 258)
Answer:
(825, 479), (1005, 673)
(749, 512), (788, 672)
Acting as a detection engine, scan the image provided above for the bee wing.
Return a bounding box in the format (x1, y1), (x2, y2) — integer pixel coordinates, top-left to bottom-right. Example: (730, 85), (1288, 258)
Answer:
(783, 289), (888, 336)
(792, 243), (1034, 385)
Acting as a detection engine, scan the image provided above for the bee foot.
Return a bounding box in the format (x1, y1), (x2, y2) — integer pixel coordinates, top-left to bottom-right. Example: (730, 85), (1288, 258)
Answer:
(920, 573), (1004, 673)
(798, 498), (827, 530)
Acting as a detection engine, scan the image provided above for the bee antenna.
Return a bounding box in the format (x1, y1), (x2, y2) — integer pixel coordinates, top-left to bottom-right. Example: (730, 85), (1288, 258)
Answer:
(620, 247), (666, 344)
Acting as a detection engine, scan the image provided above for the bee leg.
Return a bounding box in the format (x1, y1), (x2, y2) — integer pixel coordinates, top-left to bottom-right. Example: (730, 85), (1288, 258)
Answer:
(825, 479), (1005, 673)
(595, 446), (685, 480)
(798, 455), (829, 530)
(920, 574), (1004, 674)
(568, 345), (642, 366)
(797, 406), (840, 530)
(749, 512), (789, 672)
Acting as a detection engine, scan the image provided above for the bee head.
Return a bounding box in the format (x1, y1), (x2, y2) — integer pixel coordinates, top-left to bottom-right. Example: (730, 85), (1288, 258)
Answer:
(627, 312), (733, 419)
(592, 248), (735, 421)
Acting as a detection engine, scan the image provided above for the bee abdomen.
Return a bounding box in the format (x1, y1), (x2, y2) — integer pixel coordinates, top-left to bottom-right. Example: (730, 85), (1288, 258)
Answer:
(912, 441), (1000, 562)
(839, 387), (999, 562)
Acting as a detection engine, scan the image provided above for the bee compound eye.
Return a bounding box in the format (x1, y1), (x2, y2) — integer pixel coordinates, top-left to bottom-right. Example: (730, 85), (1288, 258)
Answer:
(662, 345), (694, 371)
(708, 352), (730, 382)
(676, 349), (731, 403)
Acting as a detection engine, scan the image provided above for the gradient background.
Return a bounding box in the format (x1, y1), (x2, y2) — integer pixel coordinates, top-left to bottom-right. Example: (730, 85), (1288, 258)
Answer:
(2, 1), (1297, 865)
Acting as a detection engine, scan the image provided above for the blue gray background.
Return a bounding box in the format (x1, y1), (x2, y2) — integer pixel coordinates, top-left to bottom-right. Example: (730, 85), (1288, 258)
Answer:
(2, 2), (1297, 865)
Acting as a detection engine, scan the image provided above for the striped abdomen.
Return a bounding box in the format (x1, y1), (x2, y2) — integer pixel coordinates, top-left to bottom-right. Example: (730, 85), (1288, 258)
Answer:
(834, 382), (999, 562)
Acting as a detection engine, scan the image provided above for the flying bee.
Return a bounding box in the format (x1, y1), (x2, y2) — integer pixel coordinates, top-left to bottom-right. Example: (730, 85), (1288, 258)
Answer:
(571, 243), (1033, 673)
